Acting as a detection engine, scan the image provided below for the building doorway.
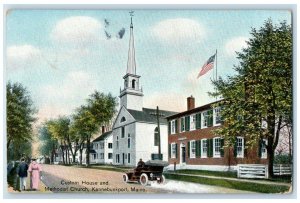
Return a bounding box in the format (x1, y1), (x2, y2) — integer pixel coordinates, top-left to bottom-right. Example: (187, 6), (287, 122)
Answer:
(180, 143), (186, 164)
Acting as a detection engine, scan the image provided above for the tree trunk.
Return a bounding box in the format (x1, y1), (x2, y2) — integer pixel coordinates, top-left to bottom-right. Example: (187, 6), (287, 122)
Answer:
(79, 148), (83, 165)
(61, 146), (65, 164)
(86, 137), (91, 166)
(288, 126), (292, 164)
(267, 136), (275, 178)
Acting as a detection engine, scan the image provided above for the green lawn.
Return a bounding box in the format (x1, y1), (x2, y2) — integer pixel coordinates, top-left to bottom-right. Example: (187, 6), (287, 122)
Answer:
(174, 169), (237, 178)
(164, 173), (290, 193)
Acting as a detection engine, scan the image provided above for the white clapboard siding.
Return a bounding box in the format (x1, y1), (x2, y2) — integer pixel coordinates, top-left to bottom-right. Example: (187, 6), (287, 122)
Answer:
(273, 164), (292, 175)
(237, 164), (268, 179)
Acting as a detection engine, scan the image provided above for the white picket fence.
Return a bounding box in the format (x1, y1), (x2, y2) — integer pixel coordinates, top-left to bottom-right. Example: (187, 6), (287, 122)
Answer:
(273, 164), (292, 175)
(237, 164), (269, 179)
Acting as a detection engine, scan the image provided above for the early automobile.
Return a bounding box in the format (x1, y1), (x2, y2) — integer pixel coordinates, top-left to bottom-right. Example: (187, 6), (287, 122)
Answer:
(122, 160), (169, 186)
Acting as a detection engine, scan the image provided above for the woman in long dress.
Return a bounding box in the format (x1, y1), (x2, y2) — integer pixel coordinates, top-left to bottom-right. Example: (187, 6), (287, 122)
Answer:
(28, 158), (42, 191)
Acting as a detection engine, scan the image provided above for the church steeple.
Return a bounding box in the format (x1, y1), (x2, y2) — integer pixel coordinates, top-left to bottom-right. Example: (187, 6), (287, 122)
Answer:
(126, 16), (136, 75)
(119, 14), (143, 111)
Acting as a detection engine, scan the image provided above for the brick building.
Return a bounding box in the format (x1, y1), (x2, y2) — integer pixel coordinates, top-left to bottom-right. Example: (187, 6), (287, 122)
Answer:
(167, 96), (268, 171)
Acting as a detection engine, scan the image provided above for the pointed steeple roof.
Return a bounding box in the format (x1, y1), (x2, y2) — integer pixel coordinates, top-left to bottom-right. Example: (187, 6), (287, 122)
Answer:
(126, 17), (136, 75)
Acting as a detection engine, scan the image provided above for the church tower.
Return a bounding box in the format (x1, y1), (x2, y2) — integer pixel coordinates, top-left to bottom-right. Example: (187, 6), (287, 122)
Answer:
(119, 17), (143, 111)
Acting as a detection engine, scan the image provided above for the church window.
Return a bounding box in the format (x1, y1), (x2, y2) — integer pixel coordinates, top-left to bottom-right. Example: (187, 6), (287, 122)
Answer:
(121, 127), (125, 138)
(132, 79), (136, 89)
(121, 117), (126, 123)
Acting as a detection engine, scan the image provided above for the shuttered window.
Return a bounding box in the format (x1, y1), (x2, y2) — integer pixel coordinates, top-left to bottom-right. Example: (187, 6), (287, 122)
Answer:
(196, 113), (201, 129)
(201, 139), (208, 158)
(171, 143), (177, 159)
(181, 117), (185, 132)
(190, 140), (196, 158)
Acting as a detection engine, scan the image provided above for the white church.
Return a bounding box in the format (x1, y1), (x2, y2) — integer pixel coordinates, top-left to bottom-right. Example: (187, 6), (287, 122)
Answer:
(112, 18), (177, 167)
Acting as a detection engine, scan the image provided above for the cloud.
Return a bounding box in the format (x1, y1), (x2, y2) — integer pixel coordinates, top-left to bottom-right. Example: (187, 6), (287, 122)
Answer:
(151, 18), (205, 44)
(144, 92), (187, 112)
(225, 37), (248, 57)
(37, 70), (98, 123)
(7, 45), (41, 70)
(51, 16), (103, 47)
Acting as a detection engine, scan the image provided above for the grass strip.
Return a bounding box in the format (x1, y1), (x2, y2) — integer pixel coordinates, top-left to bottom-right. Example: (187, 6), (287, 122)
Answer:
(164, 173), (290, 194)
(175, 169), (237, 178)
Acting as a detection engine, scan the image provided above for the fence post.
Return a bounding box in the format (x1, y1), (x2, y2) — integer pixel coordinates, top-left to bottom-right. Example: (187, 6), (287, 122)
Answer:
(237, 165), (240, 178)
(279, 164), (282, 176)
(265, 164), (269, 179)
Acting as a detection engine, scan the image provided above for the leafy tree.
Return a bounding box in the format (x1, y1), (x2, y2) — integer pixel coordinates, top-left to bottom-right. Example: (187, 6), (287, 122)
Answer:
(73, 91), (117, 166)
(211, 20), (292, 177)
(46, 117), (71, 164)
(38, 124), (58, 163)
(6, 81), (36, 160)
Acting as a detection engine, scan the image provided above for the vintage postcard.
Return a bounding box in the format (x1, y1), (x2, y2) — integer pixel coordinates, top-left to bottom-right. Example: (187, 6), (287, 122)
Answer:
(5, 8), (293, 195)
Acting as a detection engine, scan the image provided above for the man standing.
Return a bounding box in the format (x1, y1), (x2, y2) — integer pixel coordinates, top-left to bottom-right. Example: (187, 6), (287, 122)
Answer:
(16, 158), (28, 191)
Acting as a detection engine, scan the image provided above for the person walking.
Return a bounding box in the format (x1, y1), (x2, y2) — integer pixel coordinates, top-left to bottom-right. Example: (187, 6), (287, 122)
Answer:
(28, 158), (42, 191)
(16, 158), (29, 191)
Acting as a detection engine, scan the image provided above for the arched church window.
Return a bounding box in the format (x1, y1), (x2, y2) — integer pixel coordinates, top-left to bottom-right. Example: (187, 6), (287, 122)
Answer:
(154, 127), (159, 146)
(132, 79), (136, 89)
(121, 117), (126, 123)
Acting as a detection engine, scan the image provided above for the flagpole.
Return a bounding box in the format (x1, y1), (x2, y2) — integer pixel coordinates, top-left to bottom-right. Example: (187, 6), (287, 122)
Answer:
(215, 49), (217, 82)
(215, 49), (218, 101)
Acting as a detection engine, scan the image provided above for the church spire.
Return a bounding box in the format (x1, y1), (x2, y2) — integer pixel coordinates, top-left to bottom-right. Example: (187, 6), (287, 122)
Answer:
(126, 16), (136, 75)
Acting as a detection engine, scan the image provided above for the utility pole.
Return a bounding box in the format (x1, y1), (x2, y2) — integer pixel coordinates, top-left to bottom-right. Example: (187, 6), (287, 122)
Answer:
(156, 106), (161, 159)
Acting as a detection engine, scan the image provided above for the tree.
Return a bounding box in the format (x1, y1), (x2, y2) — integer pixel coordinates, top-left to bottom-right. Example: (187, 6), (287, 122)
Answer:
(211, 19), (292, 177)
(73, 91), (117, 166)
(46, 117), (71, 164)
(7, 81), (36, 160)
(38, 124), (58, 163)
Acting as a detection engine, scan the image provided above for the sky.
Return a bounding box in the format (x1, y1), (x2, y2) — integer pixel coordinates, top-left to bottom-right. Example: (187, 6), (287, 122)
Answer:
(5, 9), (291, 124)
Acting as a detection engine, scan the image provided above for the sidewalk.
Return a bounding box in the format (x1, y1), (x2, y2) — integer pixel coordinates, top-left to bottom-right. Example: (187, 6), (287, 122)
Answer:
(165, 172), (291, 187)
(8, 176), (50, 193)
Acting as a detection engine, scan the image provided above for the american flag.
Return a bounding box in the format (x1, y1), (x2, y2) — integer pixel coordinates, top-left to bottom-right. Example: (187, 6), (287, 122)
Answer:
(197, 54), (216, 78)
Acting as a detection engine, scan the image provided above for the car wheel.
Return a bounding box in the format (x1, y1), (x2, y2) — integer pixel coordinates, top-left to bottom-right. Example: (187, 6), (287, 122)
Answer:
(139, 173), (148, 186)
(123, 174), (129, 183)
(157, 175), (166, 184)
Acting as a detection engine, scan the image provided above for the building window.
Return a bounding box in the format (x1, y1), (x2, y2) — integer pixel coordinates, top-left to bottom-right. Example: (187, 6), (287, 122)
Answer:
(201, 139), (208, 158)
(100, 142), (104, 149)
(202, 111), (208, 128)
(121, 117), (126, 123)
(116, 136), (119, 149)
(261, 139), (268, 159)
(108, 153), (112, 159)
(171, 143), (177, 158)
(128, 153), (131, 164)
(128, 134), (131, 148)
(121, 127), (125, 138)
(132, 79), (136, 89)
(190, 140), (196, 158)
(108, 143), (112, 149)
(171, 120), (176, 134)
(236, 137), (244, 158)
(93, 154), (96, 159)
(214, 107), (222, 126)
(190, 114), (196, 130)
(181, 117), (185, 132)
(100, 153), (104, 159)
(213, 137), (221, 158)
(154, 127), (159, 146)
(116, 154), (120, 163)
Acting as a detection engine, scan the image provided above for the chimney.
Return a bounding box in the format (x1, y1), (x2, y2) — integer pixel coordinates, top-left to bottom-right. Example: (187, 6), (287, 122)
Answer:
(102, 126), (105, 134)
(187, 95), (195, 110)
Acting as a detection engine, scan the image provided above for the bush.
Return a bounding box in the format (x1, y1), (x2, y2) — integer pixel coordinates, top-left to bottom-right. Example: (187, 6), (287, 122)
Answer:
(274, 154), (292, 164)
